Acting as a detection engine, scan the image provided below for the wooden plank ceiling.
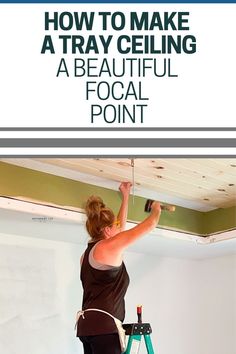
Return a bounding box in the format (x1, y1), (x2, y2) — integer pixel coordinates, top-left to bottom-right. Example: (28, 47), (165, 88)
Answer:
(33, 158), (236, 211)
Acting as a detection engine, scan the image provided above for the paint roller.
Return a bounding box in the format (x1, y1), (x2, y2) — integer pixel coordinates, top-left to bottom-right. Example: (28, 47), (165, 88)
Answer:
(144, 199), (176, 213)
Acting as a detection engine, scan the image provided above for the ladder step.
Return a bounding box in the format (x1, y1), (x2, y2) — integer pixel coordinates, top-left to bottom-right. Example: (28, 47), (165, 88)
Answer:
(123, 323), (155, 354)
(123, 323), (152, 336)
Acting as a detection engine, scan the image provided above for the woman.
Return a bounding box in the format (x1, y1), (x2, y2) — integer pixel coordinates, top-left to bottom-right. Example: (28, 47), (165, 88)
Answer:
(76, 182), (161, 354)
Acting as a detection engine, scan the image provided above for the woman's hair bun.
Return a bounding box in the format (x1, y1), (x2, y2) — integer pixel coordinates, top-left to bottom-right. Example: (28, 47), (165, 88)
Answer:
(85, 196), (105, 218)
(85, 195), (115, 240)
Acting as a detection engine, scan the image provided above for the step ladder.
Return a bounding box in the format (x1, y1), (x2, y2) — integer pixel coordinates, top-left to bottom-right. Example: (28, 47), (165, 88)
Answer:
(123, 306), (155, 354)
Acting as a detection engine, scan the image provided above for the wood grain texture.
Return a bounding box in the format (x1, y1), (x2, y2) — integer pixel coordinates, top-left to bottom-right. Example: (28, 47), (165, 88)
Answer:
(33, 158), (236, 210)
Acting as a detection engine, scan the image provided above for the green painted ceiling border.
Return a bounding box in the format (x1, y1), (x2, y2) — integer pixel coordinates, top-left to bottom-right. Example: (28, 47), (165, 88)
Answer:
(202, 206), (236, 235)
(0, 161), (235, 236)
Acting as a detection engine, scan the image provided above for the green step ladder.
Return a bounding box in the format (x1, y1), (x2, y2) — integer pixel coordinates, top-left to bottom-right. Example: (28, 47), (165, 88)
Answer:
(123, 306), (155, 354)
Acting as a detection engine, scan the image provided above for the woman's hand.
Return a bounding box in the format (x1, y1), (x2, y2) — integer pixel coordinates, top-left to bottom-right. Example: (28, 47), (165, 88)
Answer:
(151, 201), (162, 217)
(119, 182), (132, 197)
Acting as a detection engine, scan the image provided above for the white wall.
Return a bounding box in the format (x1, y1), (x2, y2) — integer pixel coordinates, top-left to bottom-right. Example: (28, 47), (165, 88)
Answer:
(124, 252), (236, 354)
(0, 228), (235, 354)
(0, 232), (83, 354)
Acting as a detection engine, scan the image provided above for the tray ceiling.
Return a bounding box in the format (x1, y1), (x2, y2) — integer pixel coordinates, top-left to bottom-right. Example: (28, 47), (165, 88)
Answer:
(24, 158), (236, 212)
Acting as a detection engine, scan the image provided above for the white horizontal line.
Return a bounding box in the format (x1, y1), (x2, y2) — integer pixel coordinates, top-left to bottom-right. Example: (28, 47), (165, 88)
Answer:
(1, 147), (236, 156)
(0, 131), (236, 139)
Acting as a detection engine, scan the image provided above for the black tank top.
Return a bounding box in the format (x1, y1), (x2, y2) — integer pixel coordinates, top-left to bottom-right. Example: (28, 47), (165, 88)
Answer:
(77, 241), (130, 336)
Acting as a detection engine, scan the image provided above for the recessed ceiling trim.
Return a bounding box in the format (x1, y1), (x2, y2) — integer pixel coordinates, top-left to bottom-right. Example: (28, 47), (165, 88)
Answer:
(0, 196), (235, 246)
